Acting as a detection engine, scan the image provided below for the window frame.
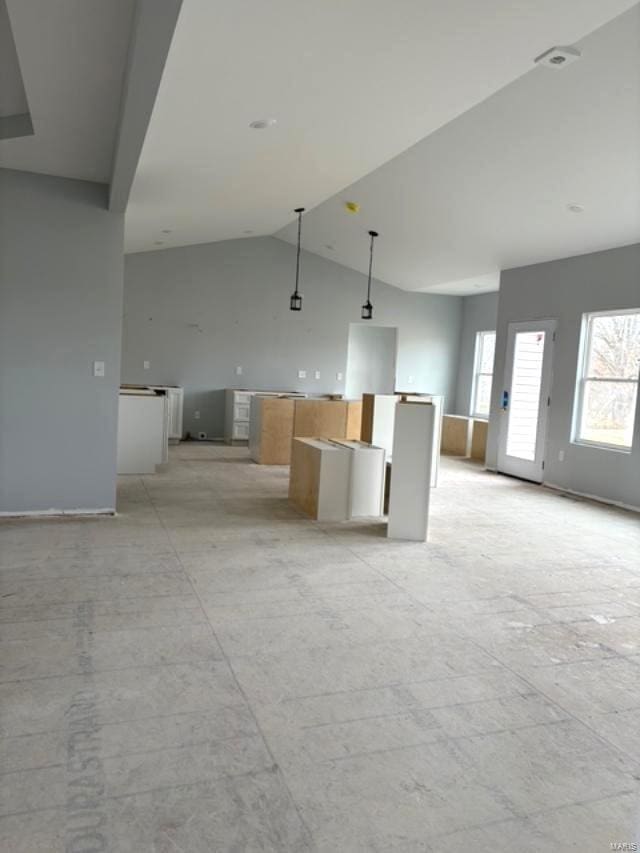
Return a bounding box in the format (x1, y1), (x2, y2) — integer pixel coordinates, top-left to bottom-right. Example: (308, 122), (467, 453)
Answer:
(470, 329), (496, 420)
(572, 307), (640, 453)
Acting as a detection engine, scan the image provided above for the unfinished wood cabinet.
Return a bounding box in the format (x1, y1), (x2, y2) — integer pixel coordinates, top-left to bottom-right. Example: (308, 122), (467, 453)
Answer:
(441, 414), (472, 456)
(250, 397), (363, 465)
(249, 397), (296, 464)
(471, 418), (489, 462)
(345, 400), (363, 440)
(293, 399), (348, 439)
(288, 438), (351, 521)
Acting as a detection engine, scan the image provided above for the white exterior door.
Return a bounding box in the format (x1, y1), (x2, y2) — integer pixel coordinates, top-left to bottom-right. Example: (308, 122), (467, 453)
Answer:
(497, 320), (556, 483)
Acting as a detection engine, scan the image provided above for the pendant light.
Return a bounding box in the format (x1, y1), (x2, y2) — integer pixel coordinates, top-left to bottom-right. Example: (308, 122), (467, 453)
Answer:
(361, 230), (378, 320)
(290, 207), (305, 311)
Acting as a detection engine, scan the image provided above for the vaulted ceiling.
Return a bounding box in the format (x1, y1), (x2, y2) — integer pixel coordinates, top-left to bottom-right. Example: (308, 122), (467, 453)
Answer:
(2, 0), (638, 294)
(124, 0), (640, 294)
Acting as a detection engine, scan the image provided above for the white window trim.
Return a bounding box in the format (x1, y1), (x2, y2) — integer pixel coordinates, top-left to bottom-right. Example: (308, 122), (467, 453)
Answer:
(572, 307), (640, 453)
(470, 330), (496, 420)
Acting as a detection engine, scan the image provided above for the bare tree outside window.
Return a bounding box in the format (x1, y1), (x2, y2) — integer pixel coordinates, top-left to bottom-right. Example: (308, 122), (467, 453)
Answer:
(576, 311), (640, 449)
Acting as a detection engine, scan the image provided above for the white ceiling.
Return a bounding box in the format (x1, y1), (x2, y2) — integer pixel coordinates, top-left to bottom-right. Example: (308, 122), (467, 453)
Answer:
(278, 4), (640, 293)
(125, 0), (638, 260)
(0, 0), (136, 182)
(0, 0), (28, 119)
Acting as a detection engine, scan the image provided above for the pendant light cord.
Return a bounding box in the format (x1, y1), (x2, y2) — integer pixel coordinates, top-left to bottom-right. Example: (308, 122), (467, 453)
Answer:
(294, 208), (304, 296)
(366, 230), (377, 302)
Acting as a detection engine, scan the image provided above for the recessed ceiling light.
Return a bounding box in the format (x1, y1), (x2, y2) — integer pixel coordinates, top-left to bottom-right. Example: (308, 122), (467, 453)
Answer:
(243, 229), (254, 235)
(161, 229), (172, 234)
(325, 244), (335, 251)
(249, 118), (277, 130)
(154, 240), (164, 245)
(567, 203), (585, 213)
(534, 46), (581, 70)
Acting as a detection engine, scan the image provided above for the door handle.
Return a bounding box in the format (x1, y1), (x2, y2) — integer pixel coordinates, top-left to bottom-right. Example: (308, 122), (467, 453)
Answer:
(501, 390), (509, 411)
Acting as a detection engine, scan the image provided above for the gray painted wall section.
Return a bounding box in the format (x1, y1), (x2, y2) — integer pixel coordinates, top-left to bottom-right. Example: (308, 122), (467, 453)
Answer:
(486, 243), (640, 509)
(0, 169), (124, 513)
(454, 291), (499, 415)
(122, 237), (462, 438)
(345, 324), (397, 400)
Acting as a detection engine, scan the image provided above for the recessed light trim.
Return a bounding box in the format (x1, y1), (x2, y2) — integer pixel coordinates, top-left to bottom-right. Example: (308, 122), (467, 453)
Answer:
(249, 118), (277, 130)
(161, 229), (172, 234)
(154, 240), (164, 245)
(534, 45), (581, 70)
(567, 203), (585, 214)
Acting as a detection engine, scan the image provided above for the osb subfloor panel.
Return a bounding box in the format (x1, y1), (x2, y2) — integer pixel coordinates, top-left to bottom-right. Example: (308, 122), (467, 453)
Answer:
(1, 445), (639, 852)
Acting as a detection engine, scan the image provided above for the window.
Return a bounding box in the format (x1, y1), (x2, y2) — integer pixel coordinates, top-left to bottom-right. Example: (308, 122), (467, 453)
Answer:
(471, 330), (496, 418)
(574, 310), (640, 450)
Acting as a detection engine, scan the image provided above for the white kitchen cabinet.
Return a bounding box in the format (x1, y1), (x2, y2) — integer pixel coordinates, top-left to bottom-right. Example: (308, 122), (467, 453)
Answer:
(117, 390), (167, 474)
(224, 390), (254, 443)
(149, 385), (183, 441)
(330, 440), (386, 518)
(387, 401), (436, 541)
(225, 389), (305, 444)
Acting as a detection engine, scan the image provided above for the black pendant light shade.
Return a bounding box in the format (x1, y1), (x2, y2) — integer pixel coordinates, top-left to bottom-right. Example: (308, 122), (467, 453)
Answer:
(290, 207), (305, 311)
(362, 230), (378, 320)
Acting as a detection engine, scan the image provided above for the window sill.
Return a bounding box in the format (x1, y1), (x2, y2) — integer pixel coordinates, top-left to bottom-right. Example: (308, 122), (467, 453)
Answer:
(571, 439), (633, 455)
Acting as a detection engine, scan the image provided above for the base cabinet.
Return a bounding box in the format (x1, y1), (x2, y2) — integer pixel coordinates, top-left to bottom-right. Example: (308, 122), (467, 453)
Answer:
(288, 438), (351, 521)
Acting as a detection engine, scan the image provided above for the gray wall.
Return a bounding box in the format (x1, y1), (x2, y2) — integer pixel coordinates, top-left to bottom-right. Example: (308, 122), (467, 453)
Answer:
(122, 237), (462, 438)
(345, 324), (397, 399)
(0, 169), (124, 513)
(454, 291), (499, 415)
(486, 243), (640, 509)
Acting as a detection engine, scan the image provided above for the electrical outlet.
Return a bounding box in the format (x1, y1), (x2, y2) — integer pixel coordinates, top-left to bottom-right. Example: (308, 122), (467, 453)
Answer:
(143, 360), (150, 370)
(298, 370), (307, 379)
(93, 361), (105, 377)
(194, 411), (200, 420)
(558, 450), (565, 462)
(336, 371), (343, 381)
(235, 365), (243, 376)
(407, 375), (415, 385)
(314, 370), (321, 380)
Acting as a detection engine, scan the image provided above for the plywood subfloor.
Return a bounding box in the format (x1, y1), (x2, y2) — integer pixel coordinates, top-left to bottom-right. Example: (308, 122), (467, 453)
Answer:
(1, 447), (639, 851)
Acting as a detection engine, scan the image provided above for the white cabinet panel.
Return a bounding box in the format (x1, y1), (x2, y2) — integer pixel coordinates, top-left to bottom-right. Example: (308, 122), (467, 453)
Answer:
(387, 402), (436, 541)
(234, 402), (251, 421)
(233, 422), (250, 440)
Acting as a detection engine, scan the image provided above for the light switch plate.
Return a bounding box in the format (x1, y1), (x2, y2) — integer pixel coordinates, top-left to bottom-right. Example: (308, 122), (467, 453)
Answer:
(235, 365), (243, 376)
(93, 361), (105, 377)
(143, 360), (150, 370)
(298, 370), (307, 379)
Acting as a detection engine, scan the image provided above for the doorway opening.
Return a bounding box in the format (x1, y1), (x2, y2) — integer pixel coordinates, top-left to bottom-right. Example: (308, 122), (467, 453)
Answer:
(344, 324), (398, 399)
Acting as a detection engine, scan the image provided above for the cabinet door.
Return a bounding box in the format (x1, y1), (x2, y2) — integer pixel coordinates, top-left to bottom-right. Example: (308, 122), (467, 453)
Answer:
(234, 402), (251, 422)
(166, 388), (183, 439)
(233, 422), (250, 440)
